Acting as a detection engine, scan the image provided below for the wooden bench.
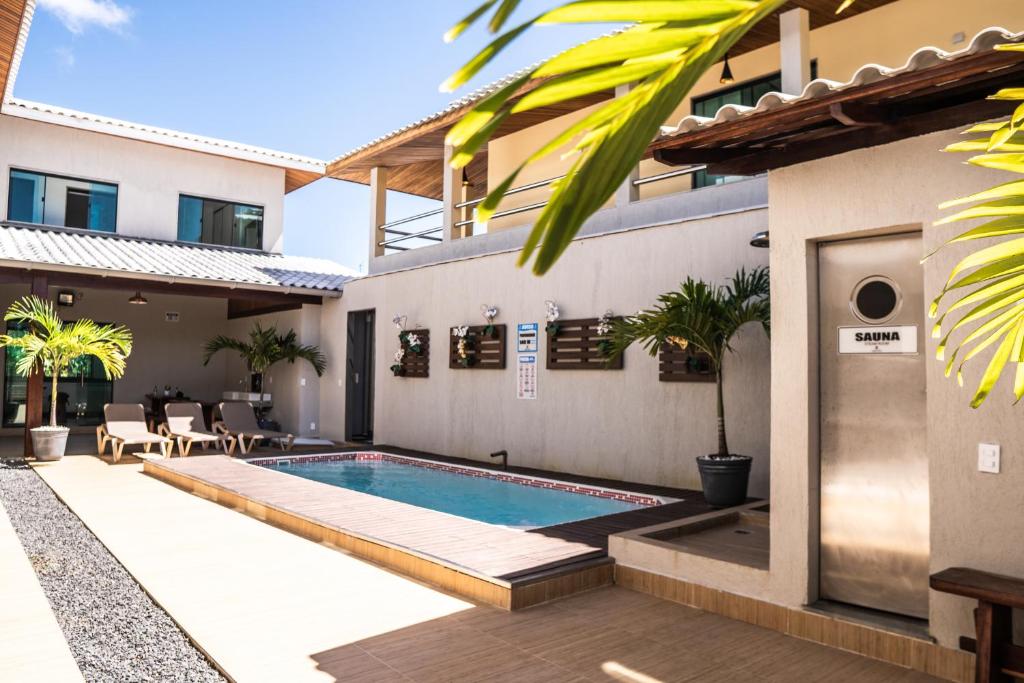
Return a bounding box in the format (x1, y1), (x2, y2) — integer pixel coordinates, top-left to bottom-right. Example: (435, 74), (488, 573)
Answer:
(931, 567), (1024, 682)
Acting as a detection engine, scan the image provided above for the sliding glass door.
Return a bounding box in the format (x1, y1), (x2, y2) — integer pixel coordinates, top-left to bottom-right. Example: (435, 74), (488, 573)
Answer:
(2, 323), (113, 428)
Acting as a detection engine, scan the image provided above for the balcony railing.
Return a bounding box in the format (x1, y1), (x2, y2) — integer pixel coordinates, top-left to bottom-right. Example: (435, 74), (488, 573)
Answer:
(377, 164), (707, 253)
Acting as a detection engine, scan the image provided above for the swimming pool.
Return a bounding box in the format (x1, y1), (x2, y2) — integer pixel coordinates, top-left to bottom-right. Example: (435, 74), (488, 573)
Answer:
(255, 453), (661, 528)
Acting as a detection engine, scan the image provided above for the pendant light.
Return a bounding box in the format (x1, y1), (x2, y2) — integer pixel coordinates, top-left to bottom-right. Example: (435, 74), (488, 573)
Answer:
(719, 53), (735, 85)
(129, 290), (148, 305)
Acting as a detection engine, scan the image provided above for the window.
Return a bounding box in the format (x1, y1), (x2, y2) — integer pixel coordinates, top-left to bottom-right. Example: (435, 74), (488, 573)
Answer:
(177, 195), (264, 249)
(691, 65), (816, 189)
(7, 169), (117, 231)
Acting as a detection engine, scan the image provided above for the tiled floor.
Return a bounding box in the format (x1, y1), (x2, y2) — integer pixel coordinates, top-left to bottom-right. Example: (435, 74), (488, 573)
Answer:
(311, 587), (943, 682)
(26, 450), (946, 682)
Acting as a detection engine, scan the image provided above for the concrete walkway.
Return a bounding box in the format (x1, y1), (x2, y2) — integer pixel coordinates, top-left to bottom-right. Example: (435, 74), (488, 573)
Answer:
(36, 455), (473, 682)
(0, 496), (83, 682)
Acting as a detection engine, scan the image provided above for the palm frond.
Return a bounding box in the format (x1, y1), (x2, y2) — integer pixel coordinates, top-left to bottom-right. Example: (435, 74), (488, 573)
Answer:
(203, 335), (251, 367)
(442, 0), (807, 273)
(927, 65), (1024, 407)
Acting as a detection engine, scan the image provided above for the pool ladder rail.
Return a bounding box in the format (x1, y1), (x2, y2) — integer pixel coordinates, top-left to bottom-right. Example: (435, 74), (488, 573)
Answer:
(490, 450), (509, 471)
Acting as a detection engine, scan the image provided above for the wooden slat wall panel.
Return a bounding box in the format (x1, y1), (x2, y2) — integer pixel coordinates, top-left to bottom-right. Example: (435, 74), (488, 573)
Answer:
(546, 318), (623, 371)
(659, 344), (715, 382)
(449, 324), (506, 369)
(398, 329), (429, 378)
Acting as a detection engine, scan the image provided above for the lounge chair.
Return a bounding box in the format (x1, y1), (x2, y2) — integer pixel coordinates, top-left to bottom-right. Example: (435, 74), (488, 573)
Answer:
(214, 402), (294, 455)
(97, 403), (173, 462)
(159, 402), (236, 457)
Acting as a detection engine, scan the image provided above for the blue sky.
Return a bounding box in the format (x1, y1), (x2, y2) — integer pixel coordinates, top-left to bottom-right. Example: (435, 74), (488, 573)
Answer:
(15, 1), (610, 270)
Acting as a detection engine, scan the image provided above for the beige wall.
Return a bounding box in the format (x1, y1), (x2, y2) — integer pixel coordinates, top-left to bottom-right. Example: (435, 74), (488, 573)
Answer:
(322, 209), (771, 495)
(222, 305), (323, 437)
(0, 282), (325, 437)
(767, 126), (1024, 647)
(0, 115), (287, 252)
(484, 0), (1020, 220)
(0, 284), (229, 433)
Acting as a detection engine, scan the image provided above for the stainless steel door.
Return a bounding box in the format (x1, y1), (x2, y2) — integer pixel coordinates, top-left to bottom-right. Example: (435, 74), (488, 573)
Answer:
(818, 232), (929, 619)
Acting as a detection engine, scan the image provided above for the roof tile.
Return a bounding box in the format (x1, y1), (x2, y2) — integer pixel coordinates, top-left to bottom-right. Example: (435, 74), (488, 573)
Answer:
(0, 223), (358, 293)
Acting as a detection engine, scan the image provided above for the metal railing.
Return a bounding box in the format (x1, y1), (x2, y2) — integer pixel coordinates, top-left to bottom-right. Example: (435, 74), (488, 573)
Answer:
(377, 164), (707, 252)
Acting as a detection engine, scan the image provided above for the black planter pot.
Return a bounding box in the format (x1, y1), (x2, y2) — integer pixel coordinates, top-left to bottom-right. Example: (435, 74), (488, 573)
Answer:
(696, 455), (752, 508)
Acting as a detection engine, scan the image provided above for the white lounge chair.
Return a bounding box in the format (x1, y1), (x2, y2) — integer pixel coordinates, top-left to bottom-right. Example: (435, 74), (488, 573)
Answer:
(214, 402), (294, 455)
(97, 403), (173, 462)
(159, 402), (236, 457)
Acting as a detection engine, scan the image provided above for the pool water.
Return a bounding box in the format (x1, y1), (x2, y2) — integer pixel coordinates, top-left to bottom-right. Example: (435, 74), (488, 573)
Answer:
(265, 459), (645, 528)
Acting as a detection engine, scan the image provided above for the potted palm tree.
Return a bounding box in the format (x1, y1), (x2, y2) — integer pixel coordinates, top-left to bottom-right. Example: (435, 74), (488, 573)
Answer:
(203, 323), (326, 421)
(609, 267), (770, 507)
(0, 295), (133, 461)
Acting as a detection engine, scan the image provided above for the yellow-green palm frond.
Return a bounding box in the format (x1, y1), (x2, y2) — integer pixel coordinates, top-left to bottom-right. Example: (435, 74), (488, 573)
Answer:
(442, 1), (857, 274)
(928, 65), (1024, 407)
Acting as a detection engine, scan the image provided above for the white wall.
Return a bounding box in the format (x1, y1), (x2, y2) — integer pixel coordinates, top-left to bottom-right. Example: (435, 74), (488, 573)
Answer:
(0, 284), (229, 433)
(321, 211), (771, 495)
(0, 115), (287, 252)
(222, 305), (323, 437)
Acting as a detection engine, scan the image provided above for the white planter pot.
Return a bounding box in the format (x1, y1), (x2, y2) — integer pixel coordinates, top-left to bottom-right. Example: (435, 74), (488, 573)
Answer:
(30, 426), (69, 462)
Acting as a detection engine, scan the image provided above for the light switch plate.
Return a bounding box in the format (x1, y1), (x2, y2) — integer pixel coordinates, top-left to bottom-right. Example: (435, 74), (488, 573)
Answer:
(978, 443), (1000, 474)
(300, 377), (306, 386)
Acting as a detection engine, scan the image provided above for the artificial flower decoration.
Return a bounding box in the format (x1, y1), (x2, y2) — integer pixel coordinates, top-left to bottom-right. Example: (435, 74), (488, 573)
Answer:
(392, 314), (407, 331)
(481, 304), (499, 337)
(390, 347), (406, 376)
(452, 325), (474, 366)
(544, 300), (561, 336)
(596, 310), (616, 356)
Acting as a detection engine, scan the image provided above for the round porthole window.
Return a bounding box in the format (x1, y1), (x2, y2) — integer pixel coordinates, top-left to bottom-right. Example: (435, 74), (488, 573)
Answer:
(851, 276), (901, 324)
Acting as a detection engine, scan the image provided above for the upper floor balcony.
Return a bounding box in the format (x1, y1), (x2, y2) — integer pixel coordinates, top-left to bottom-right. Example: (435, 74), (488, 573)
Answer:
(325, 0), (1019, 273)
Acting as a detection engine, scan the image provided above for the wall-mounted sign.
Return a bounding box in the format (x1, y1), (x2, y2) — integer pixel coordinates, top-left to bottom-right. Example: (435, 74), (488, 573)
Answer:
(517, 354), (537, 399)
(838, 325), (917, 354)
(517, 322), (538, 353)
(165, 312), (180, 323)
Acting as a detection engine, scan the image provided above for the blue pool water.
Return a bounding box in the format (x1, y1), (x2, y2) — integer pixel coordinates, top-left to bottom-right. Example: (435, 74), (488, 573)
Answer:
(266, 459), (645, 528)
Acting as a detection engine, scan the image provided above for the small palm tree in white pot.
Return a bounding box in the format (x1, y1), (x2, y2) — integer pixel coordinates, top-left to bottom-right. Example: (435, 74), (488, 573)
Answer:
(0, 295), (133, 461)
(202, 323), (326, 421)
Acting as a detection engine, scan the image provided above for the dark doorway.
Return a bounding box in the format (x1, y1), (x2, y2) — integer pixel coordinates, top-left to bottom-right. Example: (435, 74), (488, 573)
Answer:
(345, 309), (375, 442)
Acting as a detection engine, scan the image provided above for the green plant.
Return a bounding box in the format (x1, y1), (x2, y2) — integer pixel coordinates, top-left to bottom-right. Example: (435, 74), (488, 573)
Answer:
(0, 295), (132, 428)
(203, 323), (326, 415)
(442, 0), (838, 274)
(608, 267), (770, 457)
(927, 46), (1024, 407)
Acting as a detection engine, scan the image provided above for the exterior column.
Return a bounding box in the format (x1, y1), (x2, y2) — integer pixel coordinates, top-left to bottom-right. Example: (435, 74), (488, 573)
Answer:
(614, 84), (640, 206)
(369, 166), (388, 260)
(780, 8), (810, 96)
(24, 273), (47, 457)
(442, 145), (463, 242)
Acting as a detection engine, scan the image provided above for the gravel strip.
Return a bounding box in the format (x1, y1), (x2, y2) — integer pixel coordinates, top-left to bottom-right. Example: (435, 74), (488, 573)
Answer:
(0, 459), (224, 683)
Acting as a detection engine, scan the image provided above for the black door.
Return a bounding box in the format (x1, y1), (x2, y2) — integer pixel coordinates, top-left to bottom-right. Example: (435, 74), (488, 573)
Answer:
(345, 309), (375, 442)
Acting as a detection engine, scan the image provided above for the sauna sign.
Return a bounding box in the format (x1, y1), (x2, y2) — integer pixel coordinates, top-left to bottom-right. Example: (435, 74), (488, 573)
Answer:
(838, 325), (917, 354)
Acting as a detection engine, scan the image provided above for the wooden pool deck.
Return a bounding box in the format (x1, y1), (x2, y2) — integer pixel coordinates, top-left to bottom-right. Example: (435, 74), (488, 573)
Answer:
(146, 449), (723, 610)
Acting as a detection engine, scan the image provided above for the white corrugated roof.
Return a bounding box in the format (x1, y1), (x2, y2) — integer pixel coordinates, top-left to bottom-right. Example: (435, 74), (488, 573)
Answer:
(0, 223), (358, 293)
(659, 26), (1024, 139)
(2, 97), (327, 173)
(0, 2), (326, 176)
